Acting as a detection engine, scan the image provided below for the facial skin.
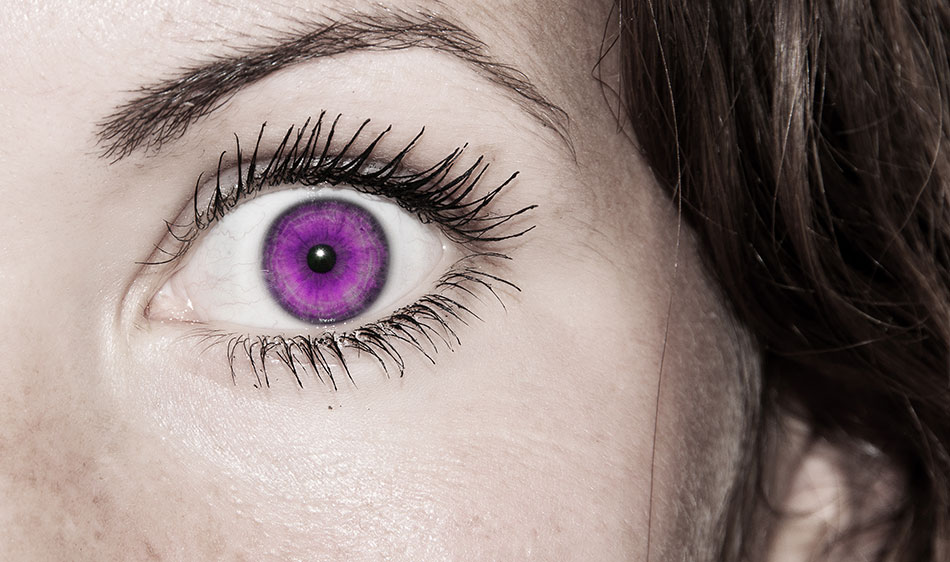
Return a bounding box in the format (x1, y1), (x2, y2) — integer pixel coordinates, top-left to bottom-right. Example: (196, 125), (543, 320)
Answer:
(0, 1), (753, 560)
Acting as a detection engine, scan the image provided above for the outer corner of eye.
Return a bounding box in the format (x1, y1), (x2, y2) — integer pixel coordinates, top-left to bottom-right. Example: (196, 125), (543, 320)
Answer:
(148, 186), (450, 331)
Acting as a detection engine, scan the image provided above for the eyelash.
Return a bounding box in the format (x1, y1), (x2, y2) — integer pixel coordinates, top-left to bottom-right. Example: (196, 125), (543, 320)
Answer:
(153, 112), (534, 389)
(193, 256), (515, 390)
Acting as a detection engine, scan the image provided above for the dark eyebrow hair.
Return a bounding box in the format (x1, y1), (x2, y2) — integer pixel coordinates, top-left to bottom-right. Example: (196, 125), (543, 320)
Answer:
(97, 9), (573, 160)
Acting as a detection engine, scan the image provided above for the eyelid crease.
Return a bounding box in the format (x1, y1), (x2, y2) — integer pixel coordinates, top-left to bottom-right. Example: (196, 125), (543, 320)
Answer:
(146, 112), (537, 267)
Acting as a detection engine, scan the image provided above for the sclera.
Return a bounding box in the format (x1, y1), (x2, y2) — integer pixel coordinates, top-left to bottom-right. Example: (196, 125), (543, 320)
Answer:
(150, 186), (447, 332)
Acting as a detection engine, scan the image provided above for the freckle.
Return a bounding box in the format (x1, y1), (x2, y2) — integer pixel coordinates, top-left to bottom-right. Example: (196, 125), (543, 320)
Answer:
(144, 539), (162, 560)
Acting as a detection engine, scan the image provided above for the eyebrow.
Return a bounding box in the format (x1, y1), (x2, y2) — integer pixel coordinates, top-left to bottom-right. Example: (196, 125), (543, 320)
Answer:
(97, 8), (573, 160)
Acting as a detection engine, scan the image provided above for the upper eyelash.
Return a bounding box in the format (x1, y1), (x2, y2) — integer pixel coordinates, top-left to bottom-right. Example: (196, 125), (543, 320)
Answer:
(151, 111), (536, 265)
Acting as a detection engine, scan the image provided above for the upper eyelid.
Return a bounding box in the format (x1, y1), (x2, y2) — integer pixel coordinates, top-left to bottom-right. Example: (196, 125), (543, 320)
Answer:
(95, 7), (574, 162)
(144, 115), (536, 267)
(202, 115), (535, 241)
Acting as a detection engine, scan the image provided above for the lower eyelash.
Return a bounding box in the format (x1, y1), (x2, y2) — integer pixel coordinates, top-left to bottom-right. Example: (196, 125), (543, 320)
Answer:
(188, 252), (518, 390)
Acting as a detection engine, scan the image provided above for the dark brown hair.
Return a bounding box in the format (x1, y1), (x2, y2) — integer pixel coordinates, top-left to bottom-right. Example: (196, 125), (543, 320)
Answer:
(617, 0), (950, 559)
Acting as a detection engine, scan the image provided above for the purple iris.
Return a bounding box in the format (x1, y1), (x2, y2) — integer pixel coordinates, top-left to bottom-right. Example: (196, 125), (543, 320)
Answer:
(262, 198), (389, 324)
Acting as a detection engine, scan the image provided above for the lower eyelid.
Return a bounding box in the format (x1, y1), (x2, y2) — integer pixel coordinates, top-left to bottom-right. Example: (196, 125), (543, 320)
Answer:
(166, 251), (520, 390)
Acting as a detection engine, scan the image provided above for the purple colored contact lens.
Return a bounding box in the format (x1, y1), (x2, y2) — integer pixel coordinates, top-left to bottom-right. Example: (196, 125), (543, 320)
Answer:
(262, 198), (389, 324)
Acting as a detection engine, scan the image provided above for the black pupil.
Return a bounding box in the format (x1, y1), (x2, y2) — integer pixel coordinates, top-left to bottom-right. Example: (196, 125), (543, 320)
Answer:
(307, 244), (337, 273)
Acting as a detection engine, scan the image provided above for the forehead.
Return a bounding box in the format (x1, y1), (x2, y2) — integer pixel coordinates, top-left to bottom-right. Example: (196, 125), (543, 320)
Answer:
(0, 0), (596, 92)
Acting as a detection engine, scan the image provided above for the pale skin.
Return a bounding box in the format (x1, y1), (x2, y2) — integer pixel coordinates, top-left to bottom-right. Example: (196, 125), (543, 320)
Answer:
(0, 1), (852, 560)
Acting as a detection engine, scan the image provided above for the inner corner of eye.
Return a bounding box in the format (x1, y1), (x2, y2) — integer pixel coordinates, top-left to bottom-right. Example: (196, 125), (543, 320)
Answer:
(147, 185), (451, 331)
(147, 273), (202, 324)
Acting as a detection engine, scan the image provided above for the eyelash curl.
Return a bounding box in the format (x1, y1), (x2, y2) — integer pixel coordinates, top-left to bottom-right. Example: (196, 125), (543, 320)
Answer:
(155, 111), (535, 390)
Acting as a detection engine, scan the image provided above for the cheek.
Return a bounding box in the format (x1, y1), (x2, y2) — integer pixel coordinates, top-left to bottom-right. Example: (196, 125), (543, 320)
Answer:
(0, 167), (746, 562)
(0, 209), (743, 561)
(0, 278), (213, 558)
(507, 199), (752, 555)
(104, 285), (659, 560)
(56, 216), (668, 561)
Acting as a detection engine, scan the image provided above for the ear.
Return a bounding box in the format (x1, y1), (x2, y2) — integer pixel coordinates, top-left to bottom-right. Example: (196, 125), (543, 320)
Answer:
(764, 419), (901, 562)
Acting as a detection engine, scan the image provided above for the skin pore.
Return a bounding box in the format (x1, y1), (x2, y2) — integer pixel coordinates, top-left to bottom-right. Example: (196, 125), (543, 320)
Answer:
(0, 1), (758, 560)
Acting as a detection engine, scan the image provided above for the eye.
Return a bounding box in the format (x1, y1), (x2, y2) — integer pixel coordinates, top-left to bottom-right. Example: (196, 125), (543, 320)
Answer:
(151, 186), (447, 331)
(143, 116), (534, 388)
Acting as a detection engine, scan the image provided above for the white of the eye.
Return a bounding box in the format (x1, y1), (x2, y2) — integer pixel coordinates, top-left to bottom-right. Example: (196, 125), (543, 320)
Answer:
(155, 186), (446, 330)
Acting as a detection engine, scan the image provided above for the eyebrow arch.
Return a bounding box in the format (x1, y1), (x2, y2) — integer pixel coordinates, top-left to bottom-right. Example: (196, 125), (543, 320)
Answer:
(97, 8), (573, 160)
